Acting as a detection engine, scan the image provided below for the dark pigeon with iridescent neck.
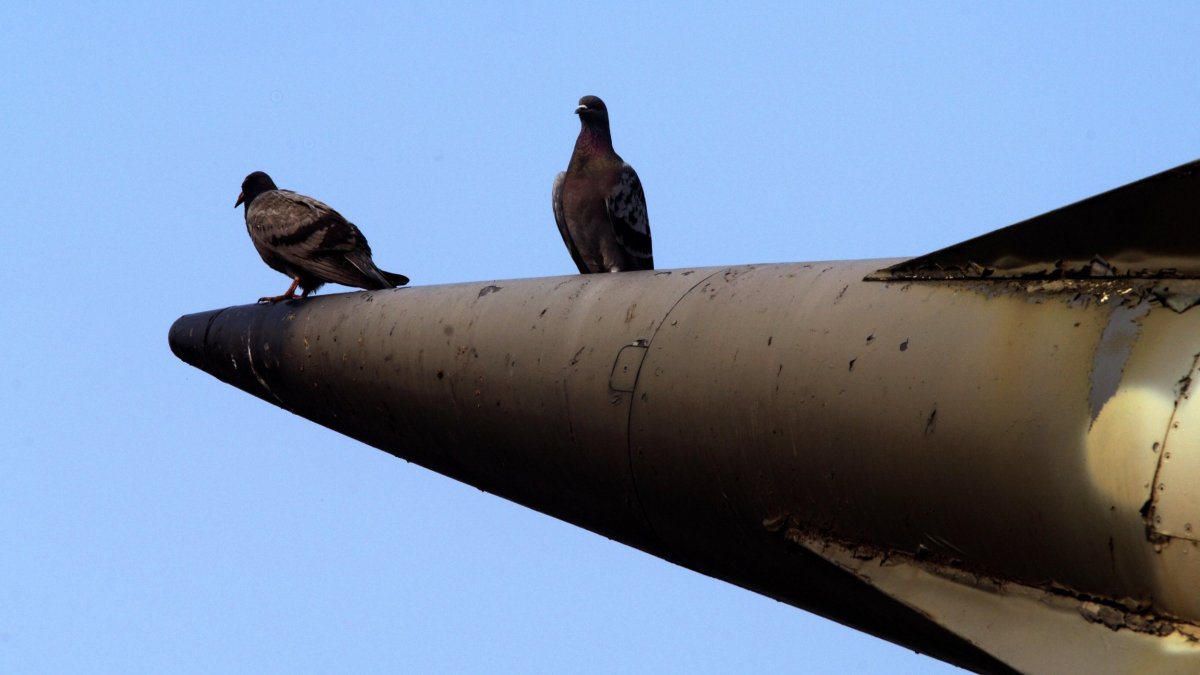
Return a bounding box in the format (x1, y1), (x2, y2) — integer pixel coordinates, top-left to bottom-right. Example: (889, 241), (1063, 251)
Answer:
(235, 171), (409, 303)
(552, 95), (653, 273)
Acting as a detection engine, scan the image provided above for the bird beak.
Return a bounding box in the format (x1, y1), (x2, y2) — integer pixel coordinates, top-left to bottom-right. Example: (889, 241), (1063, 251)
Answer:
(574, 105), (587, 115)
(235, 191), (244, 207)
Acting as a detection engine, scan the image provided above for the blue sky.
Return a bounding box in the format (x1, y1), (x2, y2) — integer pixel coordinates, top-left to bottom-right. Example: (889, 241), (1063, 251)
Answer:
(4, 3), (1200, 673)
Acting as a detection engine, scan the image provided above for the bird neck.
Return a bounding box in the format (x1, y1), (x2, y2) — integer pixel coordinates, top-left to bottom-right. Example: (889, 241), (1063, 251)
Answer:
(574, 123), (614, 159)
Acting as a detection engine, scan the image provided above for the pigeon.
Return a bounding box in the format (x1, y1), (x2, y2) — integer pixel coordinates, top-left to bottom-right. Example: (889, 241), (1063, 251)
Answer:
(552, 95), (653, 273)
(235, 171), (409, 303)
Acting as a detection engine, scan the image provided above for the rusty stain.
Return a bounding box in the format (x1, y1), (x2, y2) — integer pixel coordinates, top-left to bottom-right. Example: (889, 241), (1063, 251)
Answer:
(625, 303), (637, 323)
(443, 325), (454, 336)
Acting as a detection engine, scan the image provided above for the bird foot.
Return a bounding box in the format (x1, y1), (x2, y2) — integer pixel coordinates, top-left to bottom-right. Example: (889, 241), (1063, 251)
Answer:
(257, 293), (299, 304)
(258, 277), (303, 304)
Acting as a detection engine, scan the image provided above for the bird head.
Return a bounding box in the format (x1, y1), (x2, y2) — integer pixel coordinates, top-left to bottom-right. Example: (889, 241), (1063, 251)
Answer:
(236, 171), (278, 209)
(575, 95), (610, 127)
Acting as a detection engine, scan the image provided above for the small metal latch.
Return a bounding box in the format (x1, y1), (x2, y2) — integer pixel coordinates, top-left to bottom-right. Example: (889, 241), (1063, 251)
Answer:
(609, 339), (650, 392)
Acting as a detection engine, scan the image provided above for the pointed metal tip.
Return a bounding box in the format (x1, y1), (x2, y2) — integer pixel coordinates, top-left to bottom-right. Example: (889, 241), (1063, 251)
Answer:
(168, 309), (220, 370)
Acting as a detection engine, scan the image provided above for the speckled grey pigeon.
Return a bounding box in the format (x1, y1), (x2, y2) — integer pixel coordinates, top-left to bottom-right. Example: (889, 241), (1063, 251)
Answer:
(236, 171), (409, 303)
(552, 96), (653, 273)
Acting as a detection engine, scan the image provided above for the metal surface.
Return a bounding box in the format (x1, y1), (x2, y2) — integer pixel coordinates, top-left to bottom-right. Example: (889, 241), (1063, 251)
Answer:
(171, 263), (1200, 674)
(1152, 352), (1200, 541)
(869, 159), (1200, 280)
(169, 162), (1200, 673)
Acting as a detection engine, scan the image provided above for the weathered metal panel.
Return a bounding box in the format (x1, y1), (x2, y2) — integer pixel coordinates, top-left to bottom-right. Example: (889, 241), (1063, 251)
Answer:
(869, 159), (1200, 280)
(627, 263), (1200, 625)
(171, 260), (1200, 673)
(1151, 353), (1200, 541)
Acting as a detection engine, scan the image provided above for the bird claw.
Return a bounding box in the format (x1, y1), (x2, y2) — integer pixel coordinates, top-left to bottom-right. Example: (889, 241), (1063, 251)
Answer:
(257, 293), (298, 304)
(258, 277), (303, 304)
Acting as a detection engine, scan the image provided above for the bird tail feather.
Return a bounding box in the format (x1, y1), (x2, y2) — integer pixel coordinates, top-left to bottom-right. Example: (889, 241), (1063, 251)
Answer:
(346, 252), (409, 289)
(382, 271), (410, 287)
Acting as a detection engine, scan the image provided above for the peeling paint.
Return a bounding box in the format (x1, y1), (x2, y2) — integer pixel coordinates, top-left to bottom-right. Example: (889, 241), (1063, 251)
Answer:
(1089, 300), (1151, 423)
(1079, 601), (1177, 637)
(1153, 283), (1200, 313)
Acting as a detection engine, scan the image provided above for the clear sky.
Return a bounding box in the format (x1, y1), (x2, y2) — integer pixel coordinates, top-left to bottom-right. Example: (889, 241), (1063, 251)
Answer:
(4, 3), (1199, 673)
